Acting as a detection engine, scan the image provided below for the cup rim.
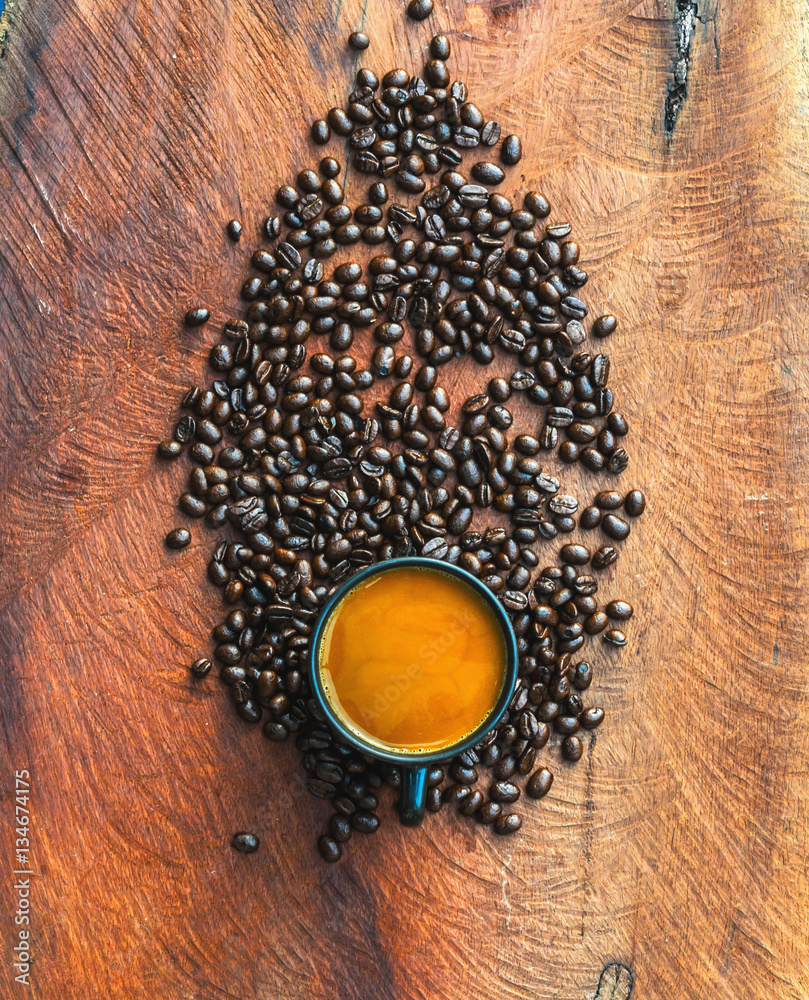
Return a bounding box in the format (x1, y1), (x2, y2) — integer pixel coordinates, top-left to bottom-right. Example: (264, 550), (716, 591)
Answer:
(308, 556), (519, 766)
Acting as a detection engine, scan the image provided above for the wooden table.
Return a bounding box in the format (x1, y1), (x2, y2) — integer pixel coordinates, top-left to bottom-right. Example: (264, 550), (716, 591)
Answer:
(1, 1), (807, 997)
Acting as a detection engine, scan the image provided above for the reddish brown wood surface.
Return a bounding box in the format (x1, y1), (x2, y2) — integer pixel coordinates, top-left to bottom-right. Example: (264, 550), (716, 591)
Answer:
(1, 0), (808, 997)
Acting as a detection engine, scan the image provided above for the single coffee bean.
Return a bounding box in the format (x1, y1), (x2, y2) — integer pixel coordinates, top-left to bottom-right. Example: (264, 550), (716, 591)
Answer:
(580, 506), (601, 529)
(526, 767), (554, 799)
(592, 314), (617, 338)
(407, 0), (433, 19)
(318, 835), (342, 862)
(602, 514), (630, 540)
(231, 832), (259, 854)
(477, 801), (502, 825)
(494, 813), (522, 835)
(562, 735), (583, 761)
(348, 31), (369, 49)
(604, 628), (628, 646)
(500, 134), (522, 165)
(581, 707), (605, 729)
(185, 307), (210, 326)
(592, 545), (618, 569)
(605, 599), (633, 620)
(595, 490), (623, 509)
(226, 219), (242, 241)
(624, 489), (646, 516)
(165, 528), (191, 549)
(560, 543), (590, 565)
(190, 657), (212, 677)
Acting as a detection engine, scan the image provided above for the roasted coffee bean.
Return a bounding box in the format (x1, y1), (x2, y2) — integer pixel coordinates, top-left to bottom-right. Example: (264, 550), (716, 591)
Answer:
(318, 835), (342, 862)
(407, 0), (433, 19)
(605, 599), (633, 620)
(560, 543), (590, 565)
(592, 545), (618, 569)
(477, 801), (502, 824)
(526, 767), (554, 799)
(348, 30), (369, 49)
(191, 657), (212, 678)
(602, 514), (630, 540)
(595, 490), (623, 510)
(580, 505), (602, 529)
(581, 707), (605, 729)
(494, 813), (522, 835)
(604, 628), (628, 647)
(166, 528), (191, 549)
(584, 611), (609, 635)
(571, 661), (593, 690)
(592, 314), (617, 338)
(624, 489), (646, 516)
(226, 219), (243, 241)
(231, 832), (259, 854)
(185, 307), (210, 326)
(500, 135), (522, 165)
(562, 736), (583, 762)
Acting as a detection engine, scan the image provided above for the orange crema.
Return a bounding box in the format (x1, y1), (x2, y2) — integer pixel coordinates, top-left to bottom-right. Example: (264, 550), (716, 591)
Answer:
(319, 567), (507, 753)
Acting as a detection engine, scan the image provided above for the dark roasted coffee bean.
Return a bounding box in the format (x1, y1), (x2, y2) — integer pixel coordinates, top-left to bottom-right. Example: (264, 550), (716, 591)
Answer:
(581, 707), (605, 729)
(231, 832), (259, 854)
(602, 513), (630, 540)
(500, 134), (522, 165)
(471, 161), (505, 185)
(592, 314), (617, 338)
(526, 767), (554, 799)
(318, 835), (342, 862)
(226, 219), (242, 241)
(605, 599), (633, 620)
(624, 489), (646, 516)
(584, 611), (609, 635)
(166, 528), (191, 549)
(311, 119), (330, 144)
(348, 30), (369, 49)
(494, 813), (522, 835)
(562, 735), (583, 761)
(595, 489), (623, 510)
(560, 543), (590, 565)
(477, 801), (502, 825)
(191, 657), (212, 678)
(407, 0), (433, 18)
(443, 784), (471, 805)
(185, 307), (210, 327)
(608, 411), (629, 436)
(580, 505), (602, 529)
(592, 545), (618, 569)
(604, 628), (628, 647)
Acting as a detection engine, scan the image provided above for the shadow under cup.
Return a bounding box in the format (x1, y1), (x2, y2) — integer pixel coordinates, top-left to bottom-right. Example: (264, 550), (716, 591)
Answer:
(309, 557), (519, 826)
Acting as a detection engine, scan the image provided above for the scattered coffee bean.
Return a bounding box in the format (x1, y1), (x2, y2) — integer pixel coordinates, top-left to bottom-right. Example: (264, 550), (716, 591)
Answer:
(231, 832), (259, 854)
(526, 767), (554, 799)
(160, 26), (644, 863)
(185, 307), (210, 326)
(624, 489), (646, 516)
(407, 0), (433, 19)
(166, 528), (191, 550)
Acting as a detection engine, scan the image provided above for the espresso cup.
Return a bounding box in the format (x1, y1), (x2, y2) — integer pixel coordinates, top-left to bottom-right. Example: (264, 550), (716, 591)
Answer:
(309, 556), (518, 826)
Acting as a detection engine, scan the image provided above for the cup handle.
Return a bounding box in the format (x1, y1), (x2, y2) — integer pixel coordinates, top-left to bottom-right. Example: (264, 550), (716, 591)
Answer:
(399, 766), (428, 826)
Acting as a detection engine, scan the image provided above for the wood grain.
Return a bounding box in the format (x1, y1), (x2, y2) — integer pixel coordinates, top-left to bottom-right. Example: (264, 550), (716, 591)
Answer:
(1, 0), (808, 997)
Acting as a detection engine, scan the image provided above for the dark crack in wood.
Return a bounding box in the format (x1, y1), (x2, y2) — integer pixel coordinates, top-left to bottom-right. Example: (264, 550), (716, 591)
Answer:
(594, 962), (635, 1000)
(663, 0), (698, 137)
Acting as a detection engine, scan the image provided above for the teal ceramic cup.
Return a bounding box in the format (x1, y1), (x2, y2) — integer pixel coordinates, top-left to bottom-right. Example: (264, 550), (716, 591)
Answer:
(309, 557), (519, 826)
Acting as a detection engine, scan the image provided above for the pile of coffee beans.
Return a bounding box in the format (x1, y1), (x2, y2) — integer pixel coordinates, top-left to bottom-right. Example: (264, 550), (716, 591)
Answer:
(159, 17), (645, 862)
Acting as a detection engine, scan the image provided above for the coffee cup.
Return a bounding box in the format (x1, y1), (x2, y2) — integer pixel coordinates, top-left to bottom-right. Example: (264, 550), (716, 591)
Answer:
(309, 557), (518, 826)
